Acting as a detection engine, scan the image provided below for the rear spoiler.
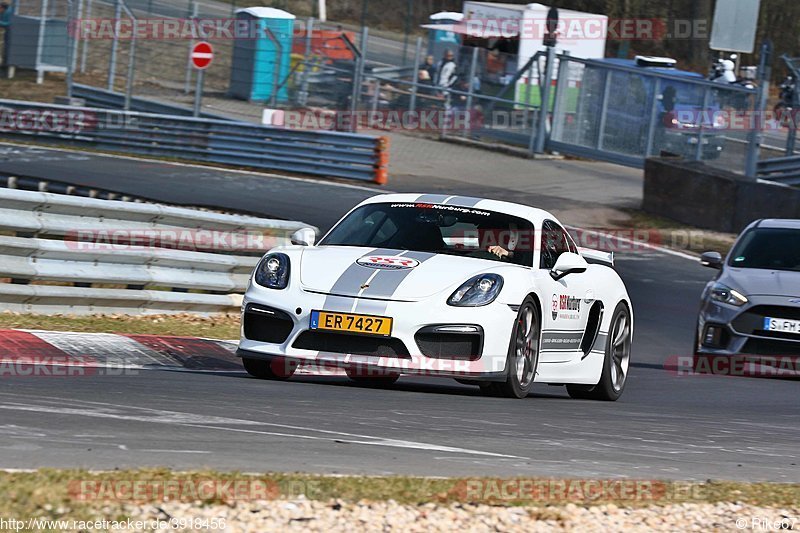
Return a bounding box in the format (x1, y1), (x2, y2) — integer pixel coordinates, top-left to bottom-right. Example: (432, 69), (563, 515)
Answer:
(579, 247), (614, 267)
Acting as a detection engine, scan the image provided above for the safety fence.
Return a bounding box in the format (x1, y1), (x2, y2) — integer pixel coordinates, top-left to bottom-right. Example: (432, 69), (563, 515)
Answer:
(0, 187), (314, 315)
(0, 99), (389, 183)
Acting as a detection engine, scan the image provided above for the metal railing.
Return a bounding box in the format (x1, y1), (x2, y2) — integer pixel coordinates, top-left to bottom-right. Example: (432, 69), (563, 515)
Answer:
(0, 99), (389, 183)
(756, 155), (800, 185)
(0, 188), (314, 315)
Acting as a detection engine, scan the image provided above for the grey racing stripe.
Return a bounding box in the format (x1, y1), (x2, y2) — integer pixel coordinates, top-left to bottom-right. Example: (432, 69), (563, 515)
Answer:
(321, 248), (397, 312)
(582, 332), (609, 360)
(443, 195), (483, 207)
(355, 251), (436, 316)
(415, 194), (450, 203)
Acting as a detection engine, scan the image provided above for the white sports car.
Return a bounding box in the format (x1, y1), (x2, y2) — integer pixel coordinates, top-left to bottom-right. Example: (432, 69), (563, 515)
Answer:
(238, 194), (633, 400)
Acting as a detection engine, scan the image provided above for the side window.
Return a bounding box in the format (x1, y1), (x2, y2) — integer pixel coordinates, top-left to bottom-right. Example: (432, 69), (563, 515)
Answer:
(539, 220), (571, 270)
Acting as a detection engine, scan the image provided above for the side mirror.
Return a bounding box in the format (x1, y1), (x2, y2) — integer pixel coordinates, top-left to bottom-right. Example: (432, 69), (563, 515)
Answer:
(290, 227), (316, 247)
(550, 252), (588, 281)
(700, 251), (722, 269)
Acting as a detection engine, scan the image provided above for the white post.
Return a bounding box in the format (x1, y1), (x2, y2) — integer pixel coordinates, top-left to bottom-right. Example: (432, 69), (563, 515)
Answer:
(317, 0), (326, 22)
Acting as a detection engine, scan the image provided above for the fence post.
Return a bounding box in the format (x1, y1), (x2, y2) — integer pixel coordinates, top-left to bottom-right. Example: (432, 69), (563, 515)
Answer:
(66, 0), (76, 99)
(298, 18), (313, 106)
(644, 77), (661, 156)
(463, 46), (479, 137)
(549, 51), (570, 144)
(71, 0), (83, 73)
(533, 45), (555, 154)
(193, 68), (204, 117)
(80, 0), (92, 73)
(34, 0), (49, 83)
(745, 41), (772, 178)
(184, 1), (199, 94)
(596, 71), (612, 150)
(124, 13), (137, 110)
(408, 36), (422, 113)
(349, 27), (369, 132)
(108, 0), (121, 90)
(693, 86), (711, 161)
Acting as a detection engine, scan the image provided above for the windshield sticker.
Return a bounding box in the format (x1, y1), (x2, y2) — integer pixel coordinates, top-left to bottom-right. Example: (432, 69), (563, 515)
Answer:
(390, 202), (491, 217)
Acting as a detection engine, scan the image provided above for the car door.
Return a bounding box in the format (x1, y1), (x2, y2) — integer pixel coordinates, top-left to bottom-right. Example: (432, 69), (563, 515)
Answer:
(537, 220), (593, 363)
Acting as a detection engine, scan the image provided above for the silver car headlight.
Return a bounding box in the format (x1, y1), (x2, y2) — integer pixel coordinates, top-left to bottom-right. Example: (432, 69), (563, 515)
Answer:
(447, 274), (503, 307)
(254, 253), (290, 290)
(709, 282), (747, 307)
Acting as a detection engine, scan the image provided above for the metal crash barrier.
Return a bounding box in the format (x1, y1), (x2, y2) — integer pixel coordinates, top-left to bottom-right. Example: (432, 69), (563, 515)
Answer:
(0, 188), (315, 315)
(0, 99), (389, 183)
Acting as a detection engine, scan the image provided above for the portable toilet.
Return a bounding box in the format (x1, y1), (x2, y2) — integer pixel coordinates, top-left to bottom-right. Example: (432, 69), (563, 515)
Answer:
(426, 12), (464, 62)
(229, 7), (295, 102)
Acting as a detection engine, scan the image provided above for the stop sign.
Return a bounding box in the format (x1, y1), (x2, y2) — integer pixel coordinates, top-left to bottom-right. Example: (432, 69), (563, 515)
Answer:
(191, 42), (214, 70)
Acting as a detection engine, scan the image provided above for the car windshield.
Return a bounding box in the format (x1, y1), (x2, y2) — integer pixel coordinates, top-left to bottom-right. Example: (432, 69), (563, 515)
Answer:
(319, 202), (536, 266)
(728, 228), (800, 272)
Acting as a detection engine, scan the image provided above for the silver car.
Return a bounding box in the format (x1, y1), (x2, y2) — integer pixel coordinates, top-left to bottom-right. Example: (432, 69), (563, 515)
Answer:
(696, 219), (800, 357)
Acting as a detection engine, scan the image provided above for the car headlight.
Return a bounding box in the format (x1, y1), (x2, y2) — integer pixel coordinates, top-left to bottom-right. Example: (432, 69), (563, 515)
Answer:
(254, 253), (290, 290)
(709, 282), (747, 306)
(447, 274), (503, 307)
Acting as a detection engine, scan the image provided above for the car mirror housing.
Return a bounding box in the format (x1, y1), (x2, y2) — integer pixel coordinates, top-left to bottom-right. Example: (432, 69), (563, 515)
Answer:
(550, 252), (588, 281)
(700, 251), (722, 269)
(291, 227), (316, 247)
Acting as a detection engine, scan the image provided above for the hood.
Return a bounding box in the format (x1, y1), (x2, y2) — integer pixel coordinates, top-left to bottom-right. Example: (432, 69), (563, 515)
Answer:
(299, 246), (509, 300)
(723, 268), (800, 298)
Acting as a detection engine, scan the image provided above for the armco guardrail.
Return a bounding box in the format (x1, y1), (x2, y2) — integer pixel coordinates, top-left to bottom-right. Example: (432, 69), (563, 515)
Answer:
(71, 84), (229, 120)
(0, 99), (389, 183)
(0, 188), (316, 315)
(756, 155), (800, 186)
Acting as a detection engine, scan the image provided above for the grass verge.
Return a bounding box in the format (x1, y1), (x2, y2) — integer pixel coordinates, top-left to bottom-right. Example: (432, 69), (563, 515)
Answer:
(1, 469), (798, 521)
(0, 312), (240, 340)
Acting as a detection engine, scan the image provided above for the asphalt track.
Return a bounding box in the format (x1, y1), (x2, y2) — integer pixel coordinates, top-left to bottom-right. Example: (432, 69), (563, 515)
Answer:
(0, 144), (798, 482)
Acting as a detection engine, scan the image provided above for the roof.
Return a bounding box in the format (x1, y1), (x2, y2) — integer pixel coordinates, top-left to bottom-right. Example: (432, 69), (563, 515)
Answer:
(235, 7), (295, 19)
(429, 11), (464, 22)
(754, 219), (800, 230)
(357, 193), (558, 226)
(593, 58), (704, 78)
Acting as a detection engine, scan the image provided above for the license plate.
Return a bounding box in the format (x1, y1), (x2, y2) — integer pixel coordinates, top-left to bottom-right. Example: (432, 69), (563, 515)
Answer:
(310, 310), (392, 336)
(764, 317), (800, 335)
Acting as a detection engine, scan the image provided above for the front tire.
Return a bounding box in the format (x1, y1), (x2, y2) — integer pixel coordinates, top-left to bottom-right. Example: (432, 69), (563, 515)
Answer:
(242, 356), (297, 380)
(567, 302), (631, 401)
(485, 296), (540, 398)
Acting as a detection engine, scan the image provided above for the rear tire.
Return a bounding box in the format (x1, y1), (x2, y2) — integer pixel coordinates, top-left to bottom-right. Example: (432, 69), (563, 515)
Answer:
(242, 356), (297, 380)
(490, 296), (540, 399)
(567, 302), (631, 401)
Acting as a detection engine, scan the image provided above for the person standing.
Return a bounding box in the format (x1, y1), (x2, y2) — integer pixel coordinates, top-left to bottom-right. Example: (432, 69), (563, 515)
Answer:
(436, 49), (458, 90)
(421, 54), (437, 82)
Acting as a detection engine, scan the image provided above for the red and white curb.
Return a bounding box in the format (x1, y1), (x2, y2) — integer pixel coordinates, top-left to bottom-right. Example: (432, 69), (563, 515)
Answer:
(0, 329), (242, 372)
(0, 329), (341, 376)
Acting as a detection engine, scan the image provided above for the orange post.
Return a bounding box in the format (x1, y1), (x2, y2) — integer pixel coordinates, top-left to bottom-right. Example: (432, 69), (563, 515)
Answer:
(373, 136), (390, 185)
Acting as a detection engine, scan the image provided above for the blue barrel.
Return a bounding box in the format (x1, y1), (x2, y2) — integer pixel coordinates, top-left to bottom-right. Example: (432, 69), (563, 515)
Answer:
(229, 7), (295, 103)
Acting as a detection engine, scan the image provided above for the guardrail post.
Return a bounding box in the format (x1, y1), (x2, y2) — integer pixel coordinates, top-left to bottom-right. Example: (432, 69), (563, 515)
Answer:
(374, 136), (389, 185)
(533, 45), (555, 154)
